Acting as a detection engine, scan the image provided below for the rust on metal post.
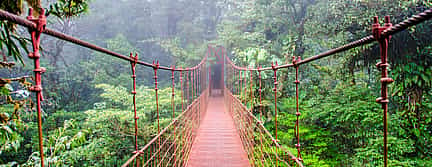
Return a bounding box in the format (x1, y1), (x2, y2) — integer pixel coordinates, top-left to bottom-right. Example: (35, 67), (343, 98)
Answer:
(130, 53), (140, 156)
(26, 8), (46, 167)
(373, 16), (393, 167)
(293, 56), (303, 162)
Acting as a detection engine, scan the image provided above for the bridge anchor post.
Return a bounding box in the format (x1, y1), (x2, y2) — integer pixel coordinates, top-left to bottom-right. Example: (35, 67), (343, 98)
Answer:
(372, 15), (393, 167)
(27, 8), (46, 167)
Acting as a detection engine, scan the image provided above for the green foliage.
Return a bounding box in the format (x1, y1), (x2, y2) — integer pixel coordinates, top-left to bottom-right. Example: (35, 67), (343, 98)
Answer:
(1, 0), (432, 166)
(353, 136), (415, 167)
(307, 82), (384, 163)
(221, 0), (432, 165)
(95, 84), (182, 119)
(390, 45), (432, 158)
(22, 119), (89, 166)
(12, 81), (181, 166)
(0, 0), (89, 65)
(392, 62), (432, 97)
(0, 106), (24, 155)
(48, 0), (90, 18)
(0, 21), (29, 65)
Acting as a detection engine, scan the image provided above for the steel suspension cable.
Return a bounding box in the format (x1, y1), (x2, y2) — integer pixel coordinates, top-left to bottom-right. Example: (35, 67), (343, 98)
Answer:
(221, 8), (431, 167)
(1, 6), (430, 167)
(0, 7), (214, 167)
(223, 9), (432, 71)
(0, 8), (428, 70)
(0, 9), (195, 71)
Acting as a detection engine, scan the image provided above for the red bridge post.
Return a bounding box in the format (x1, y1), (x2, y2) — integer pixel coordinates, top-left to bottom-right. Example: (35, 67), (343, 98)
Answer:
(191, 69), (195, 103)
(238, 69), (241, 96)
(238, 69), (241, 98)
(293, 56), (303, 162)
(221, 47), (225, 96)
(231, 67), (234, 92)
(243, 70), (246, 101)
(129, 53), (140, 166)
(180, 68), (184, 112)
(179, 67), (185, 165)
(249, 68), (253, 110)
(171, 66), (177, 166)
(152, 60), (161, 164)
(257, 67), (265, 165)
(26, 8), (46, 167)
(271, 61), (279, 166)
(373, 16), (393, 167)
(186, 70), (190, 105)
(197, 68), (201, 125)
(244, 70), (247, 102)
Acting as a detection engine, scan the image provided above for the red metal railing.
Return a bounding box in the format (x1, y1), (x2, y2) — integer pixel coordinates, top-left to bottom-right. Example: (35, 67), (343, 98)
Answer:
(221, 9), (431, 167)
(0, 7), (430, 167)
(122, 55), (208, 167)
(122, 88), (209, 167)
(225, 88), (303, 167)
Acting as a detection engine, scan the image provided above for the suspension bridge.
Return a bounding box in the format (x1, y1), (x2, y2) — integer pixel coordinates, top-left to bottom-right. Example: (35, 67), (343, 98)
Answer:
(0, 8), (431, 167)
